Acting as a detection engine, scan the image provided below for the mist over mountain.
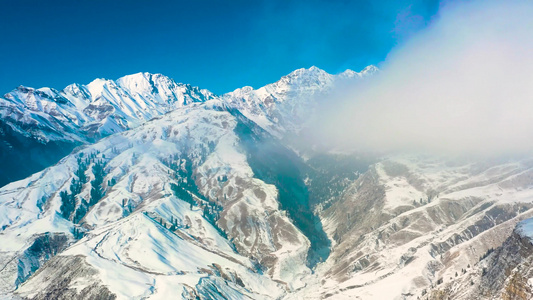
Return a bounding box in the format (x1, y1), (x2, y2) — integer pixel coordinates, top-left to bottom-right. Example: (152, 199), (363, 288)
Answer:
(1, 62), (533, 300)
(0, 66), (377, 299)
(2, 1), (533, 300)
(310, 0), (533, 157)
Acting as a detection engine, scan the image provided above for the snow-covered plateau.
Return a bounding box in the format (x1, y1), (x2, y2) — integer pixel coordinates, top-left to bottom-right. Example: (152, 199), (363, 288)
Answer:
(2, 66), (533, 299)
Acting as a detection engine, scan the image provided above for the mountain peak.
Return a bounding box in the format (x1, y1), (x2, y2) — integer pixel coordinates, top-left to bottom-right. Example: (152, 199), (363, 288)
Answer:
(117, 72), (169, 84)
(337, 65), (379, 79)
(85, 78), (115, 100)
(115, 72), (173, 95)
(361, 64), (379, 75)
(285, 66), (328, 78)
(275, 66), (332, 91)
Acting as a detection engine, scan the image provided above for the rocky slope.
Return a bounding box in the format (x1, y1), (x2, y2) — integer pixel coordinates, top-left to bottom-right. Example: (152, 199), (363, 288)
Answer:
(288, 156), (533, 299)
(419, 217), (533, 300)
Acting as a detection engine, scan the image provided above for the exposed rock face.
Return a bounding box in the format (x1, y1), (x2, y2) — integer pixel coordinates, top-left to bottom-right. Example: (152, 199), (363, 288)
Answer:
(15, 233), (70, 287)
(479, 231), (533, 299)
(423, 218), (533, 300)
(16, 255), (116, 300)
(0, 233), (70, 294)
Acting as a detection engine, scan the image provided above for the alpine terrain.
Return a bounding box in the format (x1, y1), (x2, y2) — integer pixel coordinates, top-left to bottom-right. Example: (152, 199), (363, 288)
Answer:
(1, 66), (533, 300)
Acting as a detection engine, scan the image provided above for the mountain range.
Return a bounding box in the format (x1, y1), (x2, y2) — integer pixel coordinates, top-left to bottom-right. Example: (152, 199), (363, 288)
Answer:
(1, 66), (533, 300)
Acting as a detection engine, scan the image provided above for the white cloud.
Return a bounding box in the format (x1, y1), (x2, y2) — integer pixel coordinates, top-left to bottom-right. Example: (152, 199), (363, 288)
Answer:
(312, 0), (533, 157)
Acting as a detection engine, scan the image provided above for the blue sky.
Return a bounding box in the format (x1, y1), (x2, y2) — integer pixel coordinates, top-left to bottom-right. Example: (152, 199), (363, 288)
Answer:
(0, 0), (440, 95)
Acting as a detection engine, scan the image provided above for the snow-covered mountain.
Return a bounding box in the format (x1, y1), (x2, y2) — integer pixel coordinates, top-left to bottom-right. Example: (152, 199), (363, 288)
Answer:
(0, 100), (312, 298)
(0, 66), (375, 188)
(0, 72), (215, 187)
(3, 72), (215, 141)
(223, 65), (377, 137)
(3, 65), (533, 300)
(0, 66), (378, 299)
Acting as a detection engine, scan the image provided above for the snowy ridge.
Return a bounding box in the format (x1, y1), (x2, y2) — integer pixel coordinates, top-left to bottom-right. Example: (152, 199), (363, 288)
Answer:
(2, 72), (215, 142)
(0, 66), (374, 144)
(0, 100), (313, 298)
(0, 72), (216, 187)
(222, 66), (377, 136)
(0, 66), (372, 187)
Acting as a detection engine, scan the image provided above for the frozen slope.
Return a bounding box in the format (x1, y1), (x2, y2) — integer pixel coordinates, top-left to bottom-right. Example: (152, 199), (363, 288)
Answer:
(0, 100), (312, 298)
(15, 213), (283, 300)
